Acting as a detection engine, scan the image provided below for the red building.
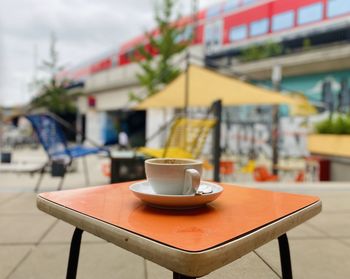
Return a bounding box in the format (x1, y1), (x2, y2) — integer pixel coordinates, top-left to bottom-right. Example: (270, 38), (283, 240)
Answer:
(60, 0), (350, 84)
(66, 0), (350, 154)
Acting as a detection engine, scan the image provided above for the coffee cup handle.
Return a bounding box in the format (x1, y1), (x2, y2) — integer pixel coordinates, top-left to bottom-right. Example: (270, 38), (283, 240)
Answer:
(183, 168), (201, 195)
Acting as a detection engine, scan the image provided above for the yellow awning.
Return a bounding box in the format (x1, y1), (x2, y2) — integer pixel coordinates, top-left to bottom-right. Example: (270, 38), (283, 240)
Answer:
(136, 64), (298, 109)
(289, 93), (317, 116)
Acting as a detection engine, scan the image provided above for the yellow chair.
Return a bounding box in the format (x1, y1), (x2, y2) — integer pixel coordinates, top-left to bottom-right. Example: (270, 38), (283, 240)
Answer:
(240, 159), (256, 174)
(138, 117), (216, 159)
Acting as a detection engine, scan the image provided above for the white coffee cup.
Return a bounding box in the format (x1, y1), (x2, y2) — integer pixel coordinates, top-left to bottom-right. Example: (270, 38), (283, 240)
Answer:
(145, 158), (202, 195)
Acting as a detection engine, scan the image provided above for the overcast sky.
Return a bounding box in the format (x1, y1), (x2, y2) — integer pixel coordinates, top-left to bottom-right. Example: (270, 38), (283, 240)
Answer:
(0, 0), (221, 107)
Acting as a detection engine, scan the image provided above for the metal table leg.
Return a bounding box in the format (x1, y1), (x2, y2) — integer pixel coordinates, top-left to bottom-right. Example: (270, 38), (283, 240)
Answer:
(278, 233), (293, 279)
(173, 272), (196, 279)
(66, 228), (83, 279)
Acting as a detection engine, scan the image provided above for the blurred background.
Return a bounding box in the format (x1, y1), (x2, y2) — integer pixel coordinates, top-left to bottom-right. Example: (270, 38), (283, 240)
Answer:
(2, 0), (350, 184)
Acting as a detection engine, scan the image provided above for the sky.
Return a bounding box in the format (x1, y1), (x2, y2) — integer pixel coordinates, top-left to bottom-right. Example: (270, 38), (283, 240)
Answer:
(0, 0), (221, 107)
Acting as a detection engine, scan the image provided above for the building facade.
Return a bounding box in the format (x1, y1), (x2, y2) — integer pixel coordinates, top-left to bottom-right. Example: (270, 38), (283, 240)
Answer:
(61, 0), (350, 151)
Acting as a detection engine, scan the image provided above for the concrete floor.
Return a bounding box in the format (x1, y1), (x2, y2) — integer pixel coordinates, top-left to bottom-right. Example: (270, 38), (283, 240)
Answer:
(1, 148), (350, 278)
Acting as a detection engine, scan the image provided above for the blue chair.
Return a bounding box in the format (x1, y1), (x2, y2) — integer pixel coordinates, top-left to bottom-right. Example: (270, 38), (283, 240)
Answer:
(26, 113), (110, 192)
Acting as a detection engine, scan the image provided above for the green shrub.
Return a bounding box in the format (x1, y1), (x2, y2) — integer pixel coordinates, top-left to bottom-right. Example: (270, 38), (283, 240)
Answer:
(315, 115), (350, 134)
(240, 41), (283, 62)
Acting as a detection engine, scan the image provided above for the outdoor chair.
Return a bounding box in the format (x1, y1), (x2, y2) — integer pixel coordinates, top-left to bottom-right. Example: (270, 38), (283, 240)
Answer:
(138, 117), (216, 159)
(295, 170), (305, 182)
(240, 159), (256, 174)
(26, 113), (110, 192)
(203, 160), (235, 181)
(219, 160), (235, 181)
(253, 166), (279, 182)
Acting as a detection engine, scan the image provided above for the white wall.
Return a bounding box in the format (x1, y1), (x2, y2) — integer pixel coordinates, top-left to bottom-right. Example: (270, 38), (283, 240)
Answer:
(146, 108), (175, 148)
(85, 110), (105, 145)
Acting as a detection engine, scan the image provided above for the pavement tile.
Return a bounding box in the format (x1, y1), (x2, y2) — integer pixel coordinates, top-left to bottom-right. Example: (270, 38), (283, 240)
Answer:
(8, 243), (145, 279)
(204, 252), (280, 279)
(287, 222), (327, 239)
(0, 193), (40, 215)
(316, 191), (350, 213)
(0, 214), (56, 244)
(144, 260), (170, 279)
(1, 156), (109, 193)
(339, 238), (350, 247)
(307, 212), (350, 237)
(0, 245), (33, 279)
(0, 193), (22, 206)
(1, 173), (38, 191)
(41, 220), (105, 244)
(256, 238), (350, 279)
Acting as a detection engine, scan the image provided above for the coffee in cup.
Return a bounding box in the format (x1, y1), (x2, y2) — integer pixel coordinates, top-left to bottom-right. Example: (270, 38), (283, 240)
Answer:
(145, 158), (202, 195)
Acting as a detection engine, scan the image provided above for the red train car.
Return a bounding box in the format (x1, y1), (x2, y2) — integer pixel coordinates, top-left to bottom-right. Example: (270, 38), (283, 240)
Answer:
(60, 0), (350, 83)
(205, 0), (350, 52)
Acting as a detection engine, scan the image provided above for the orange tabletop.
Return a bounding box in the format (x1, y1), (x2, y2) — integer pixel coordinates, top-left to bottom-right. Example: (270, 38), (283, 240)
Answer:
(38, 181), (319, 252)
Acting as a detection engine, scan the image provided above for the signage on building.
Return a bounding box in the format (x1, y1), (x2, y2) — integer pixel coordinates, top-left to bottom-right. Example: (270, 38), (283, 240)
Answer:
(222, 117), (308, 158)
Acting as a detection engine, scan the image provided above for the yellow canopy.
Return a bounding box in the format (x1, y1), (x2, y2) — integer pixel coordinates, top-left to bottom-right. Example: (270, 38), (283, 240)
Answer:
(289, 93), (317, 116)
(136, 64), (298, 109)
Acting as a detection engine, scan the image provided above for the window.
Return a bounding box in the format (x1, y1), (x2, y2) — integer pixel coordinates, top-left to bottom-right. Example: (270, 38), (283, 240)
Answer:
(183, 26), (193, 41)
(229, 25), (247, 42)
(204, 21), (222, 50)
(207, 5), (221, 18)
(272, 11), (294, 32)
(298, 3), (323, 25)
(243, 0), (256, 4)
(327, 0), (350, 18)
(250, 18), (269, 36)
(223, 0), (239, 13)
(204, 25), (213, 45)
(176, 26), (193, 43)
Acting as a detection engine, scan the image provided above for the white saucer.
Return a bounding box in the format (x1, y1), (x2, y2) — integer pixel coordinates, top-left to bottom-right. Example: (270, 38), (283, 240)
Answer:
(129, 181), (223, 209)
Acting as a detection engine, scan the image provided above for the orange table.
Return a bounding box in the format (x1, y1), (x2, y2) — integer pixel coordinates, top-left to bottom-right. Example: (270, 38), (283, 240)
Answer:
(37, 182), (321, 279)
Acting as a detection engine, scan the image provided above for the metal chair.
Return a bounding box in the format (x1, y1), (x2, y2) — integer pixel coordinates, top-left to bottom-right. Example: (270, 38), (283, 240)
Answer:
(253, 166), (279, 182)
(26, 113), (109, 192)
(138, 117), (216, 159)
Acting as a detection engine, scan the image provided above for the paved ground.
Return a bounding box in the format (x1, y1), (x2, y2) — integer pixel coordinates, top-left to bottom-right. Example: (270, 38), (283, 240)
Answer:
(1, 148), (350, 278)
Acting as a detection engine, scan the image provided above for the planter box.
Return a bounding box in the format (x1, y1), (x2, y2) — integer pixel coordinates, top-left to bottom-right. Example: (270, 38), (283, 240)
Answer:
(307, 134), (350, 158)
(307, 134), (350, 181)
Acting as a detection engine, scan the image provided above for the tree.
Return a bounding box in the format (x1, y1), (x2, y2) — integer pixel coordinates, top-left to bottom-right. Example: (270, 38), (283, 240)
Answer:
(30, 33), (77, 114)
(130, 0), (191, 101)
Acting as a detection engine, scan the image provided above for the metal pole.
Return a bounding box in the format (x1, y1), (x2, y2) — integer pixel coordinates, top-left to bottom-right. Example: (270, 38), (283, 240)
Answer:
(271, 65), (281, 176)
(184, 52), (190, 117)
(76, 111), (83, 144)
(213, 100), (222, 182)
(183, 53), (190, 150)
(191, 0), (198, 43)
(0, 110), (3, 158)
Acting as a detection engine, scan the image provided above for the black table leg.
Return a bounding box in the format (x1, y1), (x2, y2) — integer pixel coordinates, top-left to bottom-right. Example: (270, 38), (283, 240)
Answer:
(66, 228), (83, 279)
(278, 233), (293, 279)
(173, 272), (196, 279)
